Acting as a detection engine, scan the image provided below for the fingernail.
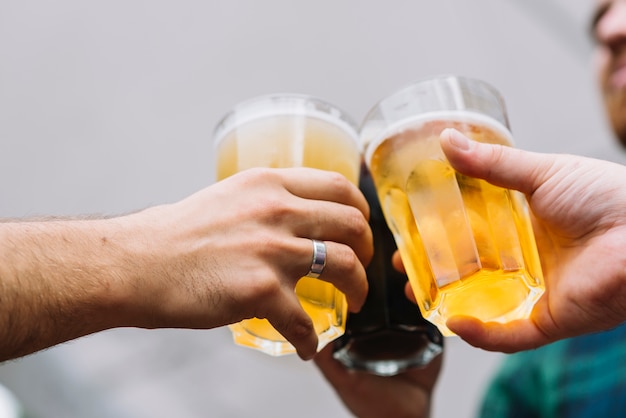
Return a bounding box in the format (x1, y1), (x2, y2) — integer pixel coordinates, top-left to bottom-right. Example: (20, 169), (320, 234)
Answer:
(443, 128), (471, 151)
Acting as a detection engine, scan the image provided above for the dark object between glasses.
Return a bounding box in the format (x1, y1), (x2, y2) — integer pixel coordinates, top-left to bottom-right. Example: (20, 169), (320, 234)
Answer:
(332, 166), (443, 376)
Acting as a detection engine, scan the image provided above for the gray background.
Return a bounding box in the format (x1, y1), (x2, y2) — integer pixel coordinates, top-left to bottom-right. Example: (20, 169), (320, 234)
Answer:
(1, 1), (623, 417)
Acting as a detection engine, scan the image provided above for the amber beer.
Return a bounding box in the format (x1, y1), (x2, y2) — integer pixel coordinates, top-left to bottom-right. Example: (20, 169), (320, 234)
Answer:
(213, 94), (361, 355)
(362, 76), (545, 336)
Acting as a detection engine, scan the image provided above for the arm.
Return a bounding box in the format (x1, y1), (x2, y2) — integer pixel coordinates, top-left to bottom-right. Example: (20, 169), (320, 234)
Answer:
(439, 128), (626, 352)
(0, 217), (138, 361)
(0, 167), (373, 362)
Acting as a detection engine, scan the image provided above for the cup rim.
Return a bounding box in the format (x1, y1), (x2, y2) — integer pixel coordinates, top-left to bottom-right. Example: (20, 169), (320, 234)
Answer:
(361, 74), (505, 124)
(359, 74), (511, 162)
(212, 93), (360, 149)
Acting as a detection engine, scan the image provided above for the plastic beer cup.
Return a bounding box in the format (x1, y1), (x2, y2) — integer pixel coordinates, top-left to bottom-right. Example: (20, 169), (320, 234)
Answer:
(360, 75), (545, 336)
(213, 93), (361, 355)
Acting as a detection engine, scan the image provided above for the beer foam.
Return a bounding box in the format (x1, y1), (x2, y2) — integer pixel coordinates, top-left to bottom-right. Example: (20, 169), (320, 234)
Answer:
(362, 110), (514, 165)
(213, 94), (359, 149)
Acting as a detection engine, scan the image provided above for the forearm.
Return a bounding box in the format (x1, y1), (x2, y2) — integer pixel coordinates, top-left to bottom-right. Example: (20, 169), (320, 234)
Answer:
(0, 217), (139, 361)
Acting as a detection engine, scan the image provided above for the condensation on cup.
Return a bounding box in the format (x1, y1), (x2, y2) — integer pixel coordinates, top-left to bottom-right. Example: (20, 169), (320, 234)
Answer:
(360, 75), (545, 336)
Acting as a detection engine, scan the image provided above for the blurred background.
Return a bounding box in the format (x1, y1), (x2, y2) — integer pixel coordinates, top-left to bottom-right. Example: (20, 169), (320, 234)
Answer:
(0, 1), (621, 417)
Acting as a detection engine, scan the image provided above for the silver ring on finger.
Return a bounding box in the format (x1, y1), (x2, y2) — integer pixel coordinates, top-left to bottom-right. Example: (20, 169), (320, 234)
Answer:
(306, 239), (327, 279)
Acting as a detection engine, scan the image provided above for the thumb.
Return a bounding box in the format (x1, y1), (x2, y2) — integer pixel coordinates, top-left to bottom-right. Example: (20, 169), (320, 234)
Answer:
(446, 315), (552, 353)
(440, 128), (550, 196)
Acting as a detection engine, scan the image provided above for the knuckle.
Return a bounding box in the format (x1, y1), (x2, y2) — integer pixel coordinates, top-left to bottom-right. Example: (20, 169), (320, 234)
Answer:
(326, 171), (356, 195)
(487, 143), (507, 167)
(326, 170), (351, 186)
(345, 252), (363, 275)
(246, 166), (276, 179)
(283, 313), (314, 341)
(343, 206), (369, 236)
(236, 167), (275, 185)
(334, 248), (362, 278)
(244, 268), (284, 301)
(331, 250), (368, 305)
(255, 195), (297, 222)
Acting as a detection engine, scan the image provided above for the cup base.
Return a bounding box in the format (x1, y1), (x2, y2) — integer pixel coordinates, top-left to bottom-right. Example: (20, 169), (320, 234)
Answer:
(229, 319), (345, 356)
(332, 328), (443, 376)
(425, 276), (545, 336)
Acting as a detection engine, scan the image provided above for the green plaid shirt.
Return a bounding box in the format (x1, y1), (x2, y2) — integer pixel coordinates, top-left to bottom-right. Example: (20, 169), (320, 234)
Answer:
(479, 323), (626, 418)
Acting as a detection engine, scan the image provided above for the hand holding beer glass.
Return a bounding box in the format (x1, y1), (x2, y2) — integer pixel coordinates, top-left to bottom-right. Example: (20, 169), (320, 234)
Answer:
(360, 76), (545, 336)
(213, 94), (366, 356)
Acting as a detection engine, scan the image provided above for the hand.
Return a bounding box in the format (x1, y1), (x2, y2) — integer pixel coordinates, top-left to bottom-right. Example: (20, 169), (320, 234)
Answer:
(434, 128), (626, 352)
(121, 167), (373, 360)
(314, 345), (442, 418)
(0, 167), (373, 362)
